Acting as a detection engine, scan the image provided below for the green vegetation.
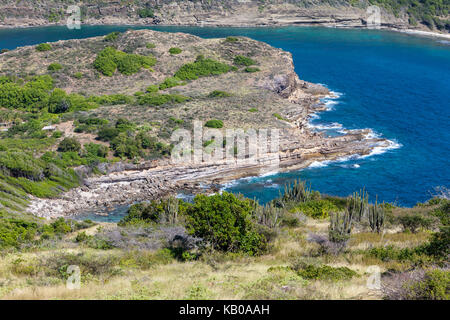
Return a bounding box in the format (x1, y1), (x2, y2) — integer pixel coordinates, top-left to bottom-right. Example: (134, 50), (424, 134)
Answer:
(137, 8), (155, 18)
(185, 192), (266, 255)
(225, 36), (239, 43)
(234, 55), (257, 67)
(93, 47), (156, 77)
(204, 119), (224, 128)
(245, 67), (260, 73)
(159, 77), (184, 90)
(292, 263), (357, 281)
(208, 90), (232, 98)
(36, 43), (52, 52)
(146, 43), (156, 49)
(47, 63), (62, 71)
(369, 0), (450, 31)
(292, 199), (339, 219)
(103, 32), (120, 42)
(273, 113), (287, 121)
(169, 47), (182, 55)
(174, 55), (233, 81)
(249, 108), (258, 112)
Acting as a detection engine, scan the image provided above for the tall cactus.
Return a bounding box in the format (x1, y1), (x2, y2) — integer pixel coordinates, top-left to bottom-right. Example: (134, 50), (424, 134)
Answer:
(163, 196), (179, 225)
(368, 197), (385, 233)
(346, 189), (369, 222)
(281, 179), (312, 205)
(252, 200), (281, 229)
(329, 210), (354, 243)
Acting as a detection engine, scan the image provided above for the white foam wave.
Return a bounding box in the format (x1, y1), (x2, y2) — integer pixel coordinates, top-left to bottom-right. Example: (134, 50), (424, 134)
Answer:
(307, 122), (343, 130)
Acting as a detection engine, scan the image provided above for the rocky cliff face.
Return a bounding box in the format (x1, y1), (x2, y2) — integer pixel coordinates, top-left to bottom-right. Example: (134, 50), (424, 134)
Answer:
(0, 0), (412, 30)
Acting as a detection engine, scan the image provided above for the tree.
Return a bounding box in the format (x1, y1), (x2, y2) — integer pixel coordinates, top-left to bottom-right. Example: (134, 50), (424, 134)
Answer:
(185, 192), (265, 255)
(58, 137), (81, 153)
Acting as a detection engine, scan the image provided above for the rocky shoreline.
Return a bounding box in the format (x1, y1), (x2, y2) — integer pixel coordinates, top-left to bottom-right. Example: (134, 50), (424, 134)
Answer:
(27, 91), (390, 219)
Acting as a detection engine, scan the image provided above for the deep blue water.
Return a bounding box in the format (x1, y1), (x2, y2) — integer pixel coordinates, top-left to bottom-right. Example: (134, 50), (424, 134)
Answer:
(1, 25), (449, 207)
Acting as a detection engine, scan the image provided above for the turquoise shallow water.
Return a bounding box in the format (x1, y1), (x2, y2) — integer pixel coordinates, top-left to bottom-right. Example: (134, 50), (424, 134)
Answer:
(1, 25), (449, 209)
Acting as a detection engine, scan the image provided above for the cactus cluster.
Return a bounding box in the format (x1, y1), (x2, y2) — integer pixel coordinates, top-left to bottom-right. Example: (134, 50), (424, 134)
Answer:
(347, 189), (369, 222)
(252, 200), (281, 229)
(329, 210), (354, 243)
(279, 179), (313, 206)
(162, 196), (180, 225)
(368, 197), (385, 233)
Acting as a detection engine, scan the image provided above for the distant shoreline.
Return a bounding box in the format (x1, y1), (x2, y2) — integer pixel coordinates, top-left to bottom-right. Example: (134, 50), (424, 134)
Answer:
(1, 21), (449, 41)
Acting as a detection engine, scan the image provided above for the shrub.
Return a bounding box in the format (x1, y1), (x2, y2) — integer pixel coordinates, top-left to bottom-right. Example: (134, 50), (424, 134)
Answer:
(47, 63), (62, 71)
(383, 268), (449, 300)
(292, 263), (357, 281)
(423, 227), (449, 259)
(104, 32), (120, 42)
(169, 47), (182, 55)
(48, 88), (71, 113)
(146, 43), (156, 49)
(249, 108), (258, 112)
(93, 47), (156, 76)
(73, 72), (83, 79)
(97, 126), (120, 141)
(234, 55), (257, 66)
(174, 57), (232, 81)
(119, 197), (188, 225)
(204, 119), (223, 128)
(398, 214), (434, 233)
(159, 77), (183, 90)
(245, 67), (260, 73)
(208, 90), (232, 98)
(293, 200), (338, 219)
(146, 85), (159, 93)
(138, 8), (155, 18)
(225, 36), (239, 42)
(36, 43), (52, 52)
(273, 113), (287, 121)
(185, 192), (266, 255)
(57, 137), (81, 153)
(137, 93), (189, 106)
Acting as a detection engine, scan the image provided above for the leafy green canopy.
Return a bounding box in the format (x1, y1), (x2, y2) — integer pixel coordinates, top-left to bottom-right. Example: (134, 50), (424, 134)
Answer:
(185, 192), (266, 255)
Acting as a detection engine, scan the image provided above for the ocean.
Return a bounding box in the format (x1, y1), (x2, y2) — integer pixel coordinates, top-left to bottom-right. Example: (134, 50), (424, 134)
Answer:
(1, 25), (449, 208)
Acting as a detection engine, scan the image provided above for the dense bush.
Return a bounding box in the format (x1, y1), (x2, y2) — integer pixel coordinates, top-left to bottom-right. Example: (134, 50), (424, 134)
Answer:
(0, 75), (53, 110)
(93, 47), (156, 76)
(398, 214), (434, 233)
(57, 137), (81, 153)
(204, 119), (223, 128)
(169, 47), (182, 55)
(47, 63), (62, 71)
(185, 192), (266, 255)
(103, 31), (120, 42)
(36, 43), (52, 52)
(137, 8), (155, 18)
(292, 262), (357, 281)
(293, 199), (338, 219)
(208, 90), (232, 98)
(48, 88), (70, 113)
(159, 77), (184, 90)
(234, 55), (257, 66)
(119, 197), (188, 226)
(225, 36), (239, 42)
(174, 56), (233, 81)
(245, 67), (260, 73)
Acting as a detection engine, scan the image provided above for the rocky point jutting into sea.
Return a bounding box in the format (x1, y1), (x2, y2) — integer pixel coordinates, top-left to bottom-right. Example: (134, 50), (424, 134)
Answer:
(0, 29), (392, 218)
